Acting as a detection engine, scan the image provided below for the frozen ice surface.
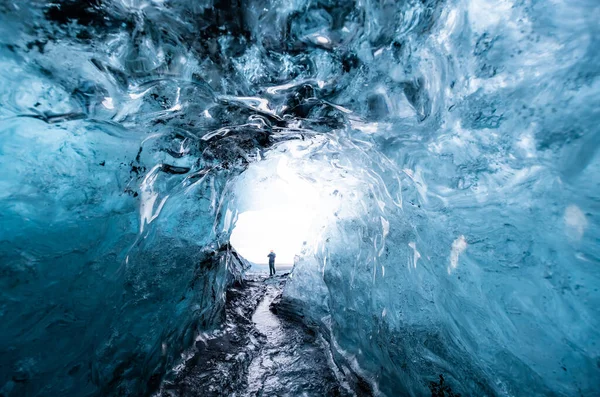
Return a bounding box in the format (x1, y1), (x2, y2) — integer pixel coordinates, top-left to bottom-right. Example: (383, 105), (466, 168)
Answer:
(0, 0), (599, 396)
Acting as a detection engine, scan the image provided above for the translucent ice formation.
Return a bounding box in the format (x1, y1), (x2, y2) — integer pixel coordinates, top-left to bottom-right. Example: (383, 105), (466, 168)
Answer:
(0, 0), (598, 396)
(280, 0), (600, 395)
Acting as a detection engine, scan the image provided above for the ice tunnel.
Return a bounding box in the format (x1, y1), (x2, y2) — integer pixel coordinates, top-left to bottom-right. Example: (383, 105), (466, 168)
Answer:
(0, 0), (599, 396)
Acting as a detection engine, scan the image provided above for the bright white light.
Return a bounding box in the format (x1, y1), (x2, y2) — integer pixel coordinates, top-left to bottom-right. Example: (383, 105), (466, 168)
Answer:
(564, 205), (587, 241)
(315, 35), (330, 45)
(229, 138), (367, 268)
(230, 154), (328, 265)
(102, 97), (114, 109)
(230, 208), (312, 265)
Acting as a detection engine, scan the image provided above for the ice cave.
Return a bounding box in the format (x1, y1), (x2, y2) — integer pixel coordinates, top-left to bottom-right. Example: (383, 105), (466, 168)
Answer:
(0, 0), (598, 396)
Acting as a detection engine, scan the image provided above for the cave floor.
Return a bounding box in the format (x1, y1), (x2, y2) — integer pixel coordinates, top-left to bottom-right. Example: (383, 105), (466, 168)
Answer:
(158, 274), (350, 397)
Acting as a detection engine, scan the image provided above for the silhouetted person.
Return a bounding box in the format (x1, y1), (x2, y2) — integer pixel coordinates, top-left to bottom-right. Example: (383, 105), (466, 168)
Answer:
(267, 250), (276, 276)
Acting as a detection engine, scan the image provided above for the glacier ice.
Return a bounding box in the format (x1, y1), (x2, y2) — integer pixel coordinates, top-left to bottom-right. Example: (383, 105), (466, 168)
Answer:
(0, 0), (599, 396)
(281, 0), (600, 395)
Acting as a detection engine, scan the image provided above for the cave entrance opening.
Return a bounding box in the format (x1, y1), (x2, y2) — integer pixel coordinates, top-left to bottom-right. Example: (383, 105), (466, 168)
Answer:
(229, 208), (308, 273)
(228, 145), (341, 274)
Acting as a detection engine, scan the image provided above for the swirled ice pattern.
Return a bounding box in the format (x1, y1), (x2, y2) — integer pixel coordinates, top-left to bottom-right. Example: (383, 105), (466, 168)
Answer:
(0, 0), (598, 396)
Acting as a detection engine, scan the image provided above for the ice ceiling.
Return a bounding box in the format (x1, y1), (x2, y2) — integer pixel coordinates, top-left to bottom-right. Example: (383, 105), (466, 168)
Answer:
(0, 0), (599, 396)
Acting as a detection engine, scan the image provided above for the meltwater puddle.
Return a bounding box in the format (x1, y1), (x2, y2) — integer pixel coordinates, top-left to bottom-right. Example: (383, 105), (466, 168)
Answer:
(158, 274), (351, 397)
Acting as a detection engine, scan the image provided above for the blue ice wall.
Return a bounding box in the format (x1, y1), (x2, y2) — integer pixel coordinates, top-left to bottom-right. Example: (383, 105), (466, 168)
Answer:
(281, 0), (600, 395)
(1, 0), (599, 396)
(0, 2), (256, 395)
(0, 109), (245, 395)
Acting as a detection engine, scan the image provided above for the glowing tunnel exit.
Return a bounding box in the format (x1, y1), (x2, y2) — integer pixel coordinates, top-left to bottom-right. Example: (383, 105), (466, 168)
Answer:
(229, 142), (344, 269)
(230, 209), (310, 265)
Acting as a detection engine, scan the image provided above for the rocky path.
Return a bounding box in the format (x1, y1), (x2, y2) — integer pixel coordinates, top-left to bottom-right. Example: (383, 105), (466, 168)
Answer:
(158, 274), (350, 397)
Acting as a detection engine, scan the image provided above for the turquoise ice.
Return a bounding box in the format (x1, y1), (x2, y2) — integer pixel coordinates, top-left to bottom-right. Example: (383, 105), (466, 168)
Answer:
(0, 0), (598, 395)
